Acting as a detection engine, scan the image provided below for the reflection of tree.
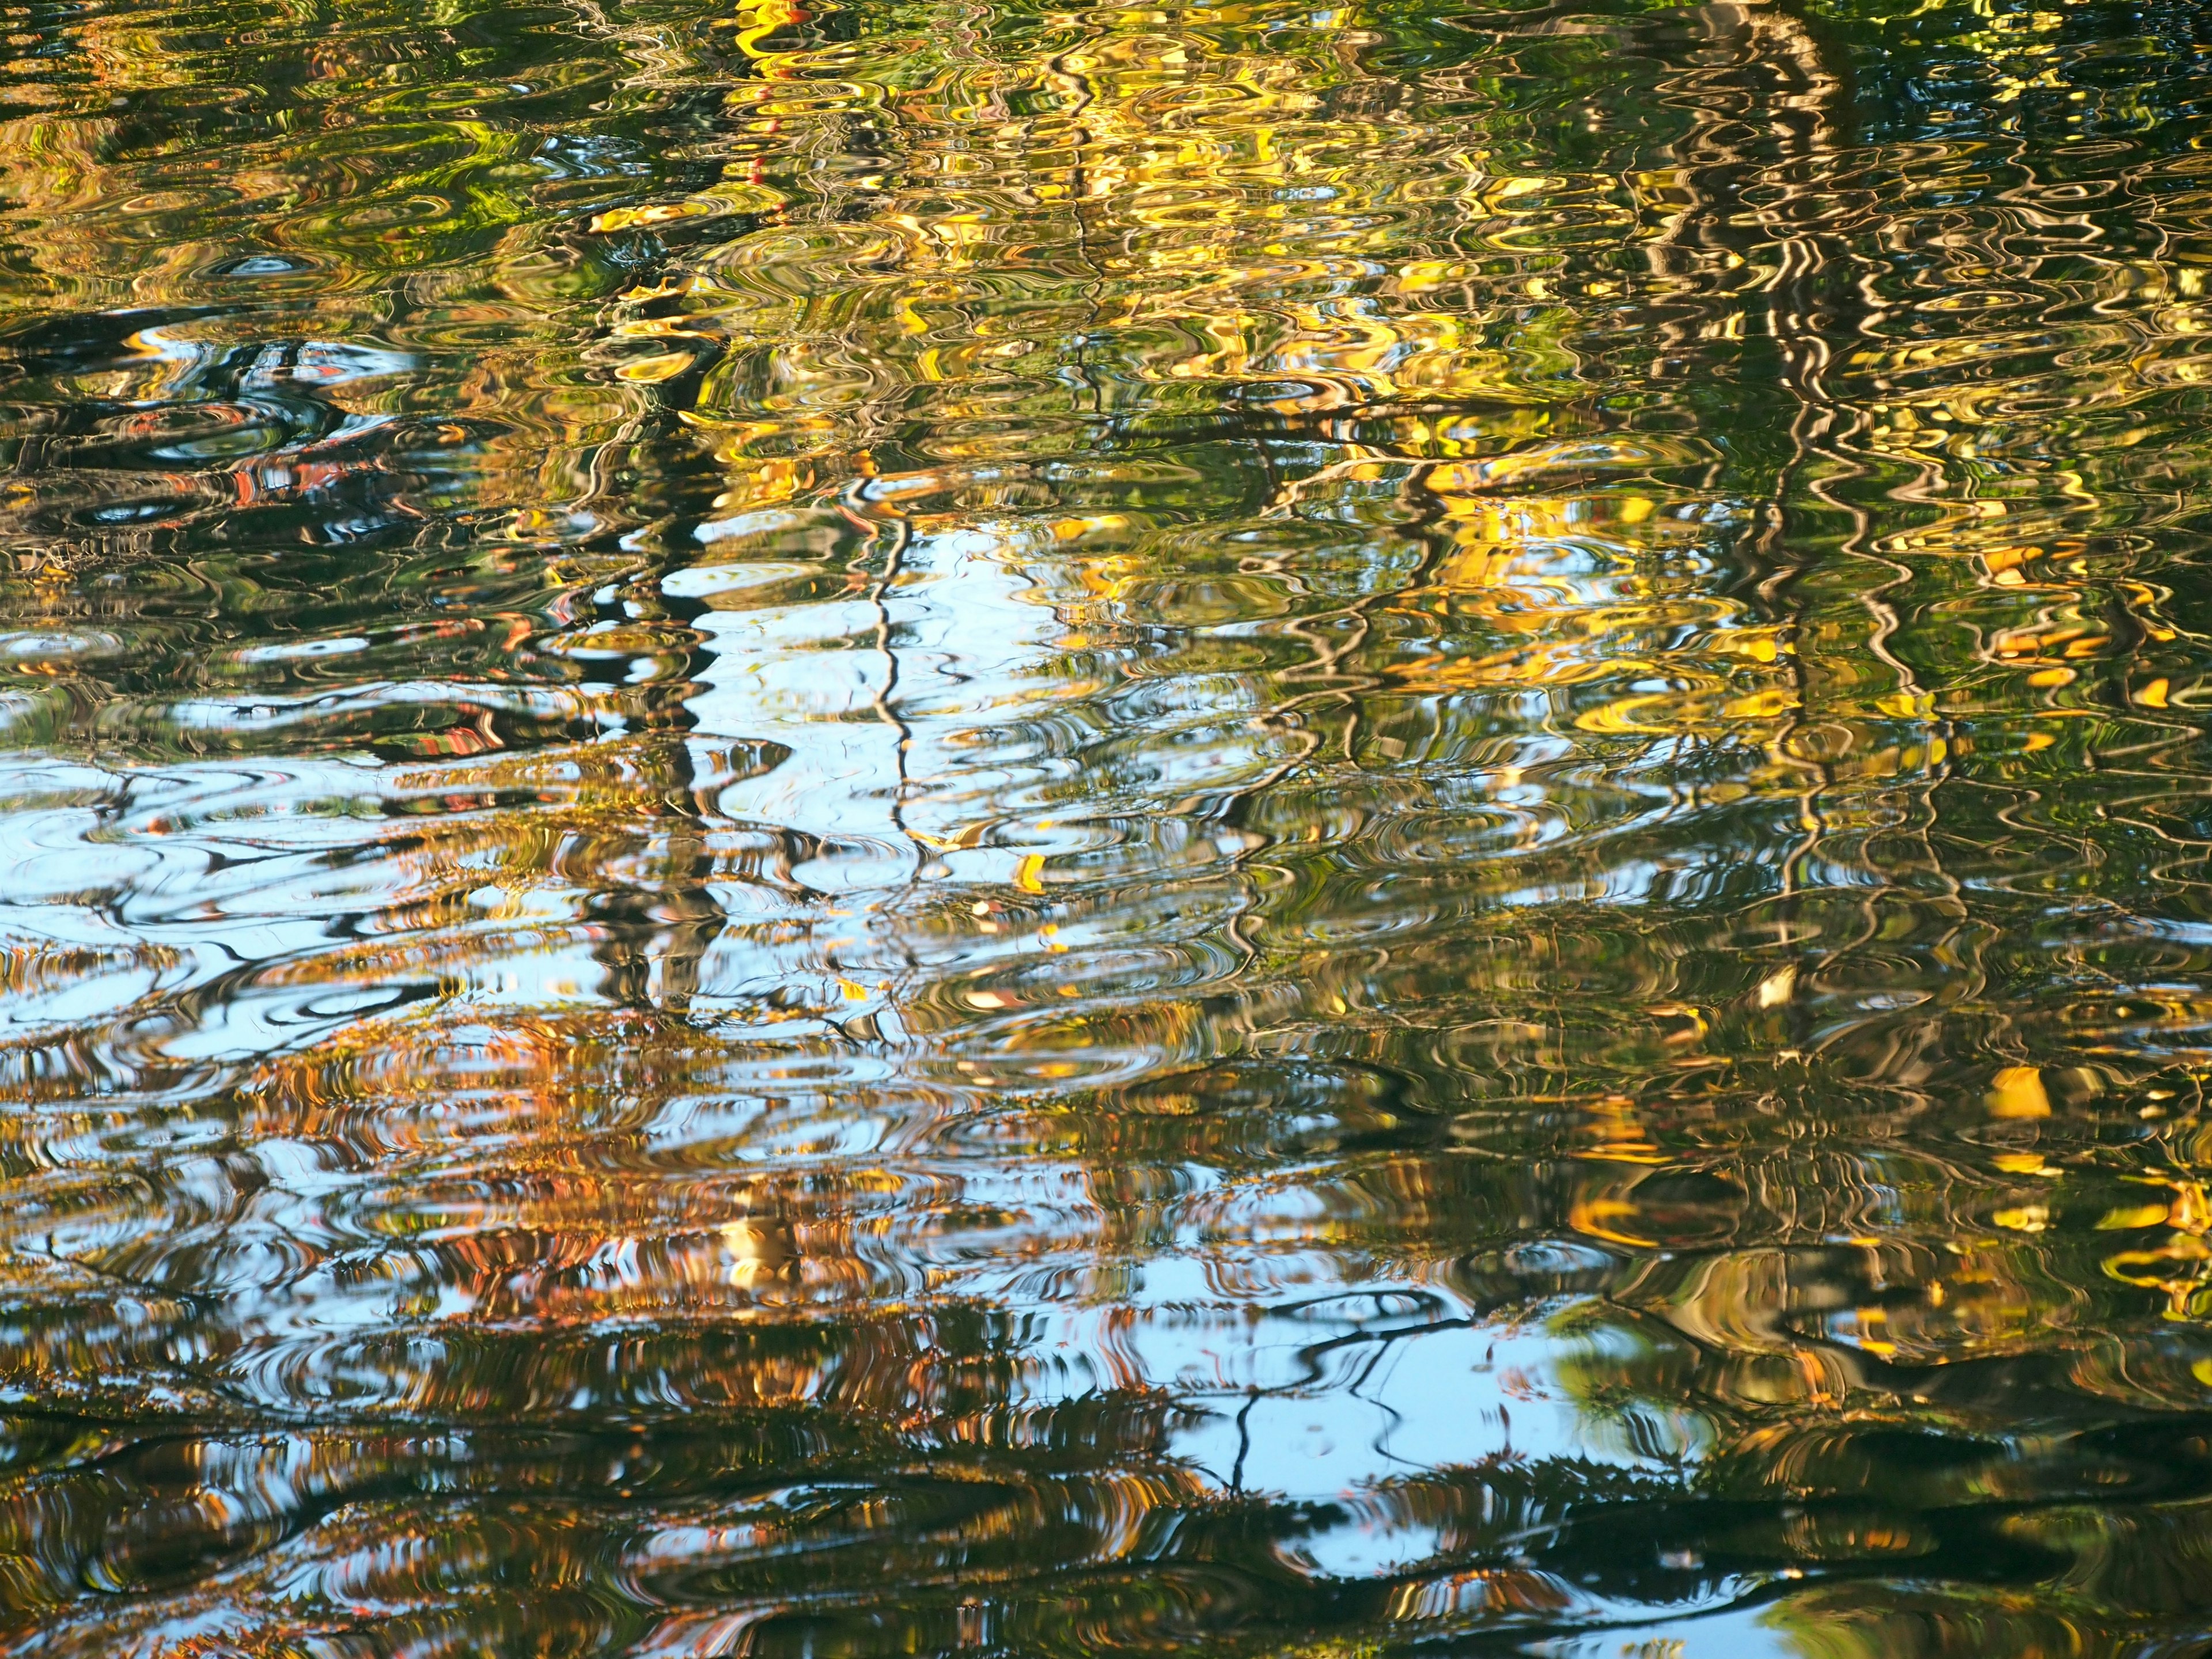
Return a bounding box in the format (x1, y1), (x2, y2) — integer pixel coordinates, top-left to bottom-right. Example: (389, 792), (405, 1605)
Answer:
(12, 0), (2212, 1653)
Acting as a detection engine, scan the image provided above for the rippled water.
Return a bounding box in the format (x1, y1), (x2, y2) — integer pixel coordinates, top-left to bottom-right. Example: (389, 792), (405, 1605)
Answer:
(7, 0), (2212, 1651)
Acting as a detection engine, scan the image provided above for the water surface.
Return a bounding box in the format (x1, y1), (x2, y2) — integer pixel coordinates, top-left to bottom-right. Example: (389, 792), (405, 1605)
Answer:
(6, 0), (2212, 1652)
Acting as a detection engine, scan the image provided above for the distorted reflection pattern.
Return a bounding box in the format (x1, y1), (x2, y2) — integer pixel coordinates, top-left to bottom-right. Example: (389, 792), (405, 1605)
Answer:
(7, 0), (2212, 1652)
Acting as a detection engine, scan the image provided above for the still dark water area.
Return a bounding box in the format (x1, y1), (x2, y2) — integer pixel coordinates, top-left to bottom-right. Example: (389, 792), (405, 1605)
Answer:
(9, 0), (2212, 1651)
